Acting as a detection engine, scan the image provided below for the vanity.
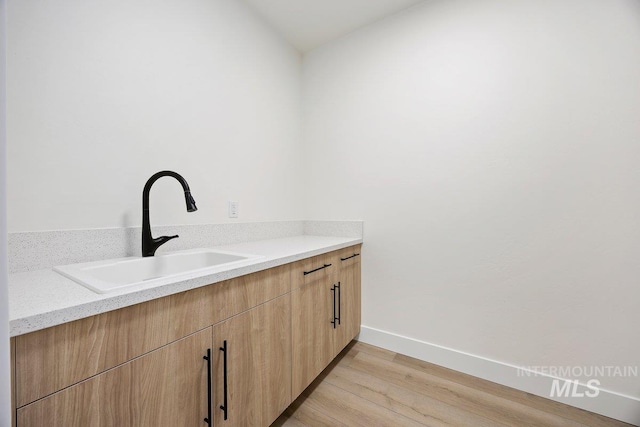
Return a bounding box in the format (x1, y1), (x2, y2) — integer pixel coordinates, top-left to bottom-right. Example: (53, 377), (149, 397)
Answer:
(8, 234), (362, 427)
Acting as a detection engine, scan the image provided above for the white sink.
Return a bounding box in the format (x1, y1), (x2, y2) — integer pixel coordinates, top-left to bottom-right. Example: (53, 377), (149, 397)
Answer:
(54, 249), (264, 294)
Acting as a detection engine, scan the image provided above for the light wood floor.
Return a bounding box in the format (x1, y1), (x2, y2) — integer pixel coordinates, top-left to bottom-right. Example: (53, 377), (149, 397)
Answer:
(271, 341), (635, 427)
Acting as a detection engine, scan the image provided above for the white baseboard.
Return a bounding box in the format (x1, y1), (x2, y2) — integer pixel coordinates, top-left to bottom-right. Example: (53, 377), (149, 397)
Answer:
(358, 326), (640, 426)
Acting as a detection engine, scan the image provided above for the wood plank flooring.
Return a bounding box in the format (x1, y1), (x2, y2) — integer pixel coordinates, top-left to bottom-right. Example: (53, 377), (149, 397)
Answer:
(272, 341), (635, 427)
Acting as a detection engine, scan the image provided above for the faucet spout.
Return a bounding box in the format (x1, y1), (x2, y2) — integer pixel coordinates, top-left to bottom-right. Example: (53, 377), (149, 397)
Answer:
(142, 171), (197, 257)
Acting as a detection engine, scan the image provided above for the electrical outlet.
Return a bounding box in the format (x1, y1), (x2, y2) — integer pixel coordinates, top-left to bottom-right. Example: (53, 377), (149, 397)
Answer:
(228, 201), (239, 218)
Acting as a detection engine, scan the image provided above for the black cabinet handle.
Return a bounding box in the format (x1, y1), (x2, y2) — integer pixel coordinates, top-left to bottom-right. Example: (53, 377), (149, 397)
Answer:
(203, 349), (212, 425)
(340, 253), (360, 261)
(303, 263), (332, 276)
(337, 282), (341, 325)
(330, 284), (338, 329)
(219, 340), (228, 421)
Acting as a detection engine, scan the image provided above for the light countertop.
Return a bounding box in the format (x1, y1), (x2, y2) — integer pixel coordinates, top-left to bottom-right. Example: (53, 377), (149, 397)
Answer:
(9, 235), (362, 337)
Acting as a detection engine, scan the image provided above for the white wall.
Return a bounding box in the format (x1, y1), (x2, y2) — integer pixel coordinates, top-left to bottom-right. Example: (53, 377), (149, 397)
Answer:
(303, 0), (640, 399)
(6, 0), (640, 419)
(7, 0), (303, 232)
(0, 0), (10, 424)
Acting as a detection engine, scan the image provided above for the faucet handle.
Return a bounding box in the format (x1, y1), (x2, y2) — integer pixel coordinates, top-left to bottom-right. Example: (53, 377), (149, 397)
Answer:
(155, 234), (179, 246)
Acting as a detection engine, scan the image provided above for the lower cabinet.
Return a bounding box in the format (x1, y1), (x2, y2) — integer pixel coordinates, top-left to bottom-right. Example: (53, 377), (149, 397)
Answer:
(12, 245), (361, 427)
(213, 294), (291, 427)
(334, 247), (362, 354)
(291, 272), (337, 397)
(16, 328), (212, 427)
(290, 245), (362, 399)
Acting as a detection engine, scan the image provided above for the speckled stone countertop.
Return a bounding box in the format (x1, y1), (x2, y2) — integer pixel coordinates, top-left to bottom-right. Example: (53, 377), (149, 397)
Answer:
(9, 235), (362, 337)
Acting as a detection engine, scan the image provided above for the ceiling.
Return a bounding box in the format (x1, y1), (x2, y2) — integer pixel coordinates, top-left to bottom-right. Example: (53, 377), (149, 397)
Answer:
(242, 0), (426, 52)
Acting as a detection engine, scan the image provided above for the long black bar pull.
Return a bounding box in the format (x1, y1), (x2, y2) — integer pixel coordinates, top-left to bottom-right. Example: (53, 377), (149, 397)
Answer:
(203, 349), (212, 425)
(337, 282), (341, 325)
(220, 340), (228, 421)
(338, 282), (342, 325)
(304, 263), (332, 276)
(340, 253), (360, 261)
(330, 285), (338, 329)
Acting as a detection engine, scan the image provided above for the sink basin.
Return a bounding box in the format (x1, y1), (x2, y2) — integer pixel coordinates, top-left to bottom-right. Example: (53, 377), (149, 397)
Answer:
(54, 249), (264, 294)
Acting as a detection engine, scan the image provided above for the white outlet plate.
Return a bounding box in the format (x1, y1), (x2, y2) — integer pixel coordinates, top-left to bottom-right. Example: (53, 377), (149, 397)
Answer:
(228, 201), (239, 218)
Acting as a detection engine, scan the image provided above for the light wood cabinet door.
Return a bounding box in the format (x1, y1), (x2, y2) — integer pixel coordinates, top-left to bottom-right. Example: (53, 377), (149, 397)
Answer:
(16, 328), (212, 427)
(334, 246), (362, 354)
(213, 294), (291, 427)
(291, 275), (336, 398)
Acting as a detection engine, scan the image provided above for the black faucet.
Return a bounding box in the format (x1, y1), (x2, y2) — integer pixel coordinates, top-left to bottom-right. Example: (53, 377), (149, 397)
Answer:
(142, 171), (197, 257)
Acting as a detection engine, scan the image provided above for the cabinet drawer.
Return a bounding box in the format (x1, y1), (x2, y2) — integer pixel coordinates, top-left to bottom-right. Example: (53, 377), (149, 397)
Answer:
(17, 328), (212, 427)
(15, 264), (290, 407)
(290, 252), (336, 289)
(15, 296), (174, 408)
(206, 263), (290, 326)
(336, 245), (362, 268)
